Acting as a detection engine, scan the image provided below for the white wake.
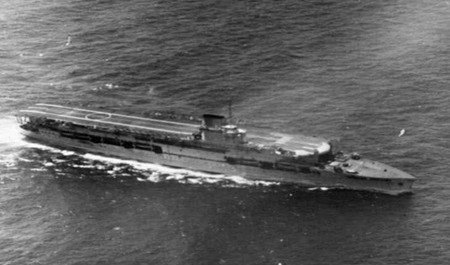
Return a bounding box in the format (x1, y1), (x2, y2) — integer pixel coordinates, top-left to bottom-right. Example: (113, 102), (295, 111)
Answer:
(0, 117), (278, 187)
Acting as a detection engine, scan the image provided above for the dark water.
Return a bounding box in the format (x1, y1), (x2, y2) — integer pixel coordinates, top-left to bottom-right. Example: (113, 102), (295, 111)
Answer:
(1, 0), (450, 264)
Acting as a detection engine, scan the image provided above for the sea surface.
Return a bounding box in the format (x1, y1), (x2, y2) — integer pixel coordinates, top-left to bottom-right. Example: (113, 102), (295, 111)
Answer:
(1, 0), (450, 264)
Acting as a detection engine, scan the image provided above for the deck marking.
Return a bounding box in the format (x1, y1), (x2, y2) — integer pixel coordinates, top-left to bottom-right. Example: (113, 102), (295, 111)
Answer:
(85, 112), (112, 120)
(20, 110), (195, 136)
(36, 103), (200, 128)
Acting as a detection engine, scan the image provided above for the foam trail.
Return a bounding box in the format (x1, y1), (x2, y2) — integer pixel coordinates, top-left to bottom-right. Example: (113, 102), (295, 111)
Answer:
(1, 117), (278, 187)
(82, 153), (278, 187)
(0, 117), (26, 146)
(0, 117), (59, 151)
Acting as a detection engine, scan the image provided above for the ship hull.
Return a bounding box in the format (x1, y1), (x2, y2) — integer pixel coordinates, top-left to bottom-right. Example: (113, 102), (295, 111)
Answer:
(20, 129), (414, 195)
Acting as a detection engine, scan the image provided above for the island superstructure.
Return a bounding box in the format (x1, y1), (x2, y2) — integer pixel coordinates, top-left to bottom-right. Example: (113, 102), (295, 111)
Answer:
(16, 103), (415, 195)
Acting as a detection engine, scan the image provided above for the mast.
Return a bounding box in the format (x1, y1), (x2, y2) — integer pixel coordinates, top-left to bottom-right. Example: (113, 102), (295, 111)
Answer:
(228, 98), (232, 121)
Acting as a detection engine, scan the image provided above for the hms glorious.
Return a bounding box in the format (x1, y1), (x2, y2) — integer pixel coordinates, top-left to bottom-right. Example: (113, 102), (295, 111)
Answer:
(17, 103), (415, 195)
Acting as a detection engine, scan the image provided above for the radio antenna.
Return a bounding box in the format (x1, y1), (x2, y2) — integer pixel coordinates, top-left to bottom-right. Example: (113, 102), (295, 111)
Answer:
(228, 98), (232, 120)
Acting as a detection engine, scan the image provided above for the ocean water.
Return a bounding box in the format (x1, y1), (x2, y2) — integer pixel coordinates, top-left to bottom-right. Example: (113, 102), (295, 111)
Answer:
(1, 0), (450, 264)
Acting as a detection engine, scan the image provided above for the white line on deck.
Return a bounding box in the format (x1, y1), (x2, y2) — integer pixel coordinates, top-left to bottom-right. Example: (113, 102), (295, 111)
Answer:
(20, 110), (195, 136)
(35, 103), (200, 128)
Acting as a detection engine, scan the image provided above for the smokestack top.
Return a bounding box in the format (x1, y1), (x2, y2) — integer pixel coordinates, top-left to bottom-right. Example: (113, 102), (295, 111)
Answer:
(203, 114), (226, 129)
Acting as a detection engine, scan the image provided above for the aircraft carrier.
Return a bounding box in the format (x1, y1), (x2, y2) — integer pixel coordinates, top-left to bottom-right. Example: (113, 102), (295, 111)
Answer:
(16, 103), (416, 195)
